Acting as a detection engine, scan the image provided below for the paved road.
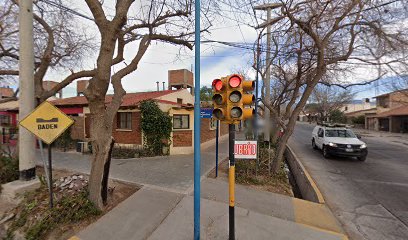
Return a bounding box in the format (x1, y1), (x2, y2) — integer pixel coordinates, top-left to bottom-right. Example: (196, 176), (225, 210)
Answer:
(289, 122), (408, 240)
(36, 137), (229, 193)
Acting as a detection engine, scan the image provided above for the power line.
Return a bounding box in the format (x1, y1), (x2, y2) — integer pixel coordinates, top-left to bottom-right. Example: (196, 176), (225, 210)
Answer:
(40, 0), (94, 21)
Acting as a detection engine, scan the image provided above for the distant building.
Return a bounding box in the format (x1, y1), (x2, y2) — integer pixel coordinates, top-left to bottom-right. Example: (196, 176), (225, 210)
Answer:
(366, 90), (408, 133)
(342, 98), (376, 113)
(0, 87), (14, 99)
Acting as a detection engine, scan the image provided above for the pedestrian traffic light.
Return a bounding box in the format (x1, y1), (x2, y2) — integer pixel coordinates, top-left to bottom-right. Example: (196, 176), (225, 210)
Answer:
(212, 74), (255, 124)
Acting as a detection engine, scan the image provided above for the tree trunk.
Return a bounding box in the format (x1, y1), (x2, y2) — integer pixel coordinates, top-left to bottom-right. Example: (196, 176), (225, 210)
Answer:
(88, 136), (113, 208)
(271, 70), (325, 173)
(270, 114), (280, 145)
(87, 100), (115, 209)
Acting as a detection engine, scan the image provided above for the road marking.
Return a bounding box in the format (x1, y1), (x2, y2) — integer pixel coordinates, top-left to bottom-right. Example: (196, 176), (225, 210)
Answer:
(292, 198), (345, 235)
(68, 236), (80, 240)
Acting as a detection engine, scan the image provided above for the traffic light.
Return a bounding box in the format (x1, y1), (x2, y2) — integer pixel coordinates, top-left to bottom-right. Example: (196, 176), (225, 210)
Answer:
(212, 74), (255, 124)
(212, 78), (227, 121)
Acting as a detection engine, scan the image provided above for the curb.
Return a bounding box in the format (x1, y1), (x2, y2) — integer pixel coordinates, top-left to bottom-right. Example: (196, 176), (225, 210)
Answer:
(285, 144), (349, 239)
(285, 145), (325, 204)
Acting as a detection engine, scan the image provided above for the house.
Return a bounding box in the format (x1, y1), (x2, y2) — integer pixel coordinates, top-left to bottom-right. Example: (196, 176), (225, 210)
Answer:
(366, 90), (408, 133)
(0, 69), (229, 154)
(341, 98), (376, 113)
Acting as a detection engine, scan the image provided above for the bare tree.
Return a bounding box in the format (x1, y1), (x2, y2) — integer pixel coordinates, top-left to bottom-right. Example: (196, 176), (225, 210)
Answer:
(241, 0), (408, 173)
(307, 84), (355, 121)
(82, 0), (213, 208)
(0, 0), (94, 102)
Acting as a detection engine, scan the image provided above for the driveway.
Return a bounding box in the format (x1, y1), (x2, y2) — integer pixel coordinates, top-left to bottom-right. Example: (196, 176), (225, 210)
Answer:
(36, 137), (228, 193)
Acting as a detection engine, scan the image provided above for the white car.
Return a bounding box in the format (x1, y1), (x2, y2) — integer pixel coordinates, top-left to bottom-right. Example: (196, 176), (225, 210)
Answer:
(311, 124), (368, 161)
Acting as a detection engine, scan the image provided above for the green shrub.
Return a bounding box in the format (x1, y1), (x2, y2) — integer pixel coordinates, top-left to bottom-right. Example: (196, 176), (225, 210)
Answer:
(351, 115), (365, 125)
(111, 146), (147, 159)
(7, 189), (101, 240)
(0, 155), (19, 186)
(53, 127), (77, 151)
(140, 100), (172, 156)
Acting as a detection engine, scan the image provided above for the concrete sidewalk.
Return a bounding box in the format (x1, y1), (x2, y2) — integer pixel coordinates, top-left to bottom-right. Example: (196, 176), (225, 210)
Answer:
(353, 128), (408, 147)
(73, 177), (347, 240)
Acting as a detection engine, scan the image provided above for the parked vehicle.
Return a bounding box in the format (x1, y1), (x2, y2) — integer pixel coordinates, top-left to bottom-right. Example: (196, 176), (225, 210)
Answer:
(311, 123), (368, 161)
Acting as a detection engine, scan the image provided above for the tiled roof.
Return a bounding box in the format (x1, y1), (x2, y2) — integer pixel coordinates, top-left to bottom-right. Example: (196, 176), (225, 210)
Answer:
(0, 100), (18, 111)
(0, 88), (14, 98)
(51, 89), (182, 107)
(376, 105), (408, 117)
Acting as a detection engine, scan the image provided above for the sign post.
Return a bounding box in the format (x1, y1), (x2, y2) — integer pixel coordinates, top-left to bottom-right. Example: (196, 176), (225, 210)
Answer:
(228, 124), (235, 240)
(19, 101), (74, 208)
(215, 120), (219, 178)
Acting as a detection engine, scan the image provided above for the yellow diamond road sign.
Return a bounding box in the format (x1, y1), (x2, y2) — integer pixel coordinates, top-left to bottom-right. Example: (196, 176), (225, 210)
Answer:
(19, 101), (74, 144)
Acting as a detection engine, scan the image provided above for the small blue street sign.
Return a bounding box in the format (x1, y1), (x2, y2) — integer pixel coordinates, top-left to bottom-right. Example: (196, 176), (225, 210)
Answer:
(200, 108), (213, 118)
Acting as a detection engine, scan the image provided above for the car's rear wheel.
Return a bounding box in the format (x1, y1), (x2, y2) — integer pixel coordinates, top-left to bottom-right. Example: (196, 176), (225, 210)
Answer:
(312, 139), (318, 150)
(357, 155), (367, 161)
(323, 146), (330, 158)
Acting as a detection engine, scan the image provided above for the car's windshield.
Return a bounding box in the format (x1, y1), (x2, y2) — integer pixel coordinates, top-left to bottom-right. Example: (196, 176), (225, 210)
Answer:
(325, 129), (356, 138)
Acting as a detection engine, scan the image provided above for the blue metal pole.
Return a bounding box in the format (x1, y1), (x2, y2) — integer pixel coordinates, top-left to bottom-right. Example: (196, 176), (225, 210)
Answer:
(215, 120), (219, 178)
(194, 0), (201, 239)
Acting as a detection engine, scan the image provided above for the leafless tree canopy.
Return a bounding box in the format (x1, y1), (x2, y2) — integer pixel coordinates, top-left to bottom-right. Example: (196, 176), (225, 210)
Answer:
(0, 0), (94, 101)
(225, 0), (408, 173)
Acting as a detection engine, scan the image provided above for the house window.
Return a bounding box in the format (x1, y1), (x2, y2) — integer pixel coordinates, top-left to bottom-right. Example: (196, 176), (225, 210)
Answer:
(117, 112), (132, 130)
(177, 98), (183, 104)
(345, 106), (348, 111)
(173, 114), (189, 129)
(210, 118), (217, 130)
(0, 115), (10, 125)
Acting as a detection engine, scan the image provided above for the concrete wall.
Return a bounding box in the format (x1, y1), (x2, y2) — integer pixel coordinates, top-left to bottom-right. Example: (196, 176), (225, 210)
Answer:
(157, 89), (194, 106)
(70, 116), (85, 140)
(285, 146), (325, 204)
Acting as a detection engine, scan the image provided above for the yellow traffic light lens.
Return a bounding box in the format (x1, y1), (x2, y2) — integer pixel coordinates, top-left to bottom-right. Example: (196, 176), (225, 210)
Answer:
(229, 75), (241, 88)
(213, 109), (224, 119)
(231, 107), (242, 118)
(229, 91), (242, 103)
(212, 94), (224, 105)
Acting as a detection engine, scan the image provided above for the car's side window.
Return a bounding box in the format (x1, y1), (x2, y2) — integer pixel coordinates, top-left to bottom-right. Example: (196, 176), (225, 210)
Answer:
(318, 128), (324, 137)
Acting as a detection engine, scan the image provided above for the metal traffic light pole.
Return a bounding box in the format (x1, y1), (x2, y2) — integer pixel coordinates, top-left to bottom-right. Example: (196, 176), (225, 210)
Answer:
(228, 123), (235, 240)
(212, 75), (255, 240)
(193, 0), (201, 238)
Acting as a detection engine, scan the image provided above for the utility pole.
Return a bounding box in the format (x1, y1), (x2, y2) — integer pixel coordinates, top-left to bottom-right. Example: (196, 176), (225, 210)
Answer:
(254, 3), (283, 143)
(264, 7), (271, 143)
(19, 0), (36, 180)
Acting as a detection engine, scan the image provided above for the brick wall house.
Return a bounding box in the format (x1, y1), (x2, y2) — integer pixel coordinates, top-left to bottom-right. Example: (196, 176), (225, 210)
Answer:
(0, 69), (231, 153)
(366, 90), (408, 133)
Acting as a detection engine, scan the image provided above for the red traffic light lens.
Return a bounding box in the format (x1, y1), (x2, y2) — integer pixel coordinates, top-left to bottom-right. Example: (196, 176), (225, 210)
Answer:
(231, 107), (242, 118)
(212, 79), (223, 91)
(229, 75), (241, 88)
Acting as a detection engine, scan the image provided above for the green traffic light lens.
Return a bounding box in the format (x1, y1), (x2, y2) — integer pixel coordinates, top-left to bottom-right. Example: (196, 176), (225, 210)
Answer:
(231, 107), (242, 118)
(213, 109), (224, 119)
(229, 91), (242, 103)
